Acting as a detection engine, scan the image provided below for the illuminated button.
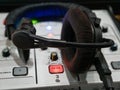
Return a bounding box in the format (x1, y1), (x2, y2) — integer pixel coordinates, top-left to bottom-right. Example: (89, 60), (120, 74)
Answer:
(49, 64), (64, 74)
(50, 52), (58, 61)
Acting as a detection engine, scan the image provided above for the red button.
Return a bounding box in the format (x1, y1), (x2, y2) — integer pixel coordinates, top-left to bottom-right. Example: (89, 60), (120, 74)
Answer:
(49, 64), (64, 74)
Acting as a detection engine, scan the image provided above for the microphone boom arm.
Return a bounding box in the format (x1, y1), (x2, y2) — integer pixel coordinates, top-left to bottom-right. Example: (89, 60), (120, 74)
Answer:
(29, 32), (114, 49)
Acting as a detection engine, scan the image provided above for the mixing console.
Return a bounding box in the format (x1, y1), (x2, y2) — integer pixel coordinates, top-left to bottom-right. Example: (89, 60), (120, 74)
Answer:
(0, 10), (120, 90)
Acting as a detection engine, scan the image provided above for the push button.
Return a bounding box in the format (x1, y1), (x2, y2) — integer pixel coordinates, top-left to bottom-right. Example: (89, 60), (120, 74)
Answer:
(111, 61), (120, 69)
(49, 64), (64, 74)
(50, 52), (58, 61)
(13, 67), (28, 76)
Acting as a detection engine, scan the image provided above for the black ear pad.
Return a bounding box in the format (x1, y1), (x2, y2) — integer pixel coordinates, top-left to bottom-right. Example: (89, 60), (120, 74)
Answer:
(61, 7), (95, 73)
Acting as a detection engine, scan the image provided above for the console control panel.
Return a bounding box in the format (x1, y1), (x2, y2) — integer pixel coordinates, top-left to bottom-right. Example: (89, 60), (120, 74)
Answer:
(0, 10), (120, 90)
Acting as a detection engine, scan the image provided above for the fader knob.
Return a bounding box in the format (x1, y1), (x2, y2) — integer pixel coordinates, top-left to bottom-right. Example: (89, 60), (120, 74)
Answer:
(2, 47), (10, 57)
(50, 52), (58, 61)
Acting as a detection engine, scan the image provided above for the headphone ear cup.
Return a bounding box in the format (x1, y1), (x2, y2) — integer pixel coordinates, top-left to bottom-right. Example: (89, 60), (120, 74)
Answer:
(61, 7), (95, 73)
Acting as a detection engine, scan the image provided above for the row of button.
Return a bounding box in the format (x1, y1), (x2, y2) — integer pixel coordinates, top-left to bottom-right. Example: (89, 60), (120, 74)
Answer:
(13, 65), (64, 76)
(12, 52), (63, 76)
(102, 26), (120, 69)
(13, 60), (120, 77)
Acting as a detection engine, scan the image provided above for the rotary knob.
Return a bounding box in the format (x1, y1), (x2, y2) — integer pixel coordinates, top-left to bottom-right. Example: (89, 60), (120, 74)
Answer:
(2, 47), (10, 57)
(110, 43), (118, 51)
(50, 52), (58, 61)
(102, 26), (108, 33)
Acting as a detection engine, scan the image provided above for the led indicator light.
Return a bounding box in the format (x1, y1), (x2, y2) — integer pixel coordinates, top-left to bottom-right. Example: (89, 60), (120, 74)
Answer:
(49, 64), (64, 74)
(3, 20), (6, 25)
(47, 33), (53, 38)
(46, 25), (52, 30)
(32, 19), (38, 24)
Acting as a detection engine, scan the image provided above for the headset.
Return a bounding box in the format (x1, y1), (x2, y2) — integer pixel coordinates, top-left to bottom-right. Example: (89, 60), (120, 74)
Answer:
(4, 3), (114, 73)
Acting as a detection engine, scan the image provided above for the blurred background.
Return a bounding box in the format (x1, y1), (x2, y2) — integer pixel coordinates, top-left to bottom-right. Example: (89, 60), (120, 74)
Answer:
(0, 0), (120, 23)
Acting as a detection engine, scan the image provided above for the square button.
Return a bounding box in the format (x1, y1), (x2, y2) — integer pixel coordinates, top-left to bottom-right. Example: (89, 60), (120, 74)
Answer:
(111, 61), (120, 70)
(13, 67), (28, 76)
(49, 64), (64, 74)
